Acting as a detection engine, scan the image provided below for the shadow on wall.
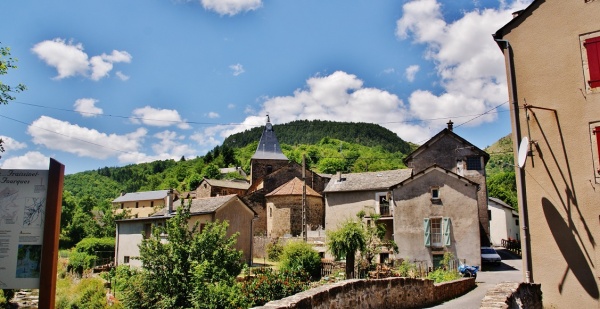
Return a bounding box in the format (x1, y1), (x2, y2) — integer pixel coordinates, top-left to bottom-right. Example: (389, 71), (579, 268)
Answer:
(542, 197), (598, 299)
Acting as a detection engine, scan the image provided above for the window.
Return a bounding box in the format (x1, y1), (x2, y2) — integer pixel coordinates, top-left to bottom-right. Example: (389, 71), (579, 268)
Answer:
(584, 36), (600, 89)
(151, 201), (154, 208)
(124, 256), (130, 264)
(135, 202), (139, 208)
(376, 192), (391, 216)
(431, 187), (440, 200)
(120, 203), (124, 209)
(590, 122), (600, 183)
(143, 223), (152, 239)
(424, 217), (451, 247)
(266, 165), (273, 174)
(488, 209), (492, 221)
(466, 156), (481, 170)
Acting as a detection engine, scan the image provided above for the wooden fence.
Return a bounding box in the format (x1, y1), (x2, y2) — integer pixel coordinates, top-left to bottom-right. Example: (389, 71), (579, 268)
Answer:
(501, 239), (521, 256)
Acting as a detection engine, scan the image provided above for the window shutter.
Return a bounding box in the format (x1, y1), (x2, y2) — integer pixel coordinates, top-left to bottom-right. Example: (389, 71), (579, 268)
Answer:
(443, 217), (451, 246)
(585, 37), (600, 88)
(424, 218), (431, 247)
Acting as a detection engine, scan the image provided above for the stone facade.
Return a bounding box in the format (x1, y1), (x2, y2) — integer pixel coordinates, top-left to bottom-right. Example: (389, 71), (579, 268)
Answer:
(267, 195), (324, 237)
(195, 179), (249, 198)
(404, 129), (490, 246)
(253, 277), (475, 309)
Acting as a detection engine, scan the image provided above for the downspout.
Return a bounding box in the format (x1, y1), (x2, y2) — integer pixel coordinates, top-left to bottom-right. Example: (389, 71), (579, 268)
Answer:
(495, 38), (533, 283)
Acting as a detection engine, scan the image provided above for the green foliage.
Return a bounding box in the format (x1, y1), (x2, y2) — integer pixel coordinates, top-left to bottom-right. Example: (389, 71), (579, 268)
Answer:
(56, 277), (113, 309)
(487, 171), (518, 210)
(278, 241), (322, 279)
(0, 43), (27, 105)
(240, 268), (310, 307)
(427, 252), (461, 283)
(73, 237), (115, 255)
(396, 259), (417, 278)
(202, 163), (221, 179)
(485, 134), (518, 210)
(68, 237), (115, 274)
(0, 289), (15, 307)
(327, 217), (366, 279)
(124, 203), (245, 308)
(266, 241), (284, 262)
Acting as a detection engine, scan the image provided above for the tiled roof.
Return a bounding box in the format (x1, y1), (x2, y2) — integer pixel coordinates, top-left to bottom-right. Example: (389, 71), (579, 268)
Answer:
(265, 177), (322, 197)
(152, 194), (239, 216)
(404, 128), (489, 164)
(112, 190), (170, 203)
(204, 179), (250, 190)
(323, 169), (413, 193)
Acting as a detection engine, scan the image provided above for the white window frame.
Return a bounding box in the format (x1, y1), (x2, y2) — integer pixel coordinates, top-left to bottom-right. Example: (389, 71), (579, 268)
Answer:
(431, 187), (440, 200)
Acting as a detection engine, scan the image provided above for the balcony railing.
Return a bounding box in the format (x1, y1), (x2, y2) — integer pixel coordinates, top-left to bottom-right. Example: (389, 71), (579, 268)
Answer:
(379, 204), (391, 217)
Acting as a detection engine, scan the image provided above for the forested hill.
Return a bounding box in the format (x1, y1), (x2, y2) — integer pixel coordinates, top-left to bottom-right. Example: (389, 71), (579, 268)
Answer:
(223, 120), (415, 154)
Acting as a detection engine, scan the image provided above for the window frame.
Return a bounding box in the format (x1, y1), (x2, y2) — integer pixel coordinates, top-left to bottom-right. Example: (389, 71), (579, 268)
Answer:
(424, 217), (451, 247)
(466, 156), (482, 171)
(581, 32), (600, 93)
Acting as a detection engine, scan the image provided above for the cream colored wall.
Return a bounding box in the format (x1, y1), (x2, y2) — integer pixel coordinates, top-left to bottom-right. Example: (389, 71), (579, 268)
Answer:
(214, 200), (254, 264)
(324, 190), (380, 231)
(393, 170), (480, 266)
(114, 198), (166, 218)
(501, 1), (600, 307)
(115, 221), (146, 268)
(488, 203), (512, 246)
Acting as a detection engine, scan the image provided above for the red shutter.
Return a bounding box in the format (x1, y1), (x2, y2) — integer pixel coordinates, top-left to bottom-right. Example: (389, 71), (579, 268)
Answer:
(594, 127), (600, 174)
(584, 37), (600, 88)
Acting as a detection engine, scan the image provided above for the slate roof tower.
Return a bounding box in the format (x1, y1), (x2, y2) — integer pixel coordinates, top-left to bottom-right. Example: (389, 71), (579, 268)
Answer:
(250, 115), (289, 184)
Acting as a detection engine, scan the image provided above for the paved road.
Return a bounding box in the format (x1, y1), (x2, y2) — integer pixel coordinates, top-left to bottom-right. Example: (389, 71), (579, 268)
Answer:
(425, 249), (523, 309)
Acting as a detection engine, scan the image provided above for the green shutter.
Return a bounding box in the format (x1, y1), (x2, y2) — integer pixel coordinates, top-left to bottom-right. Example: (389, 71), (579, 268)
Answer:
(424, 218), (431, 247)
(443, 217), (451, 246)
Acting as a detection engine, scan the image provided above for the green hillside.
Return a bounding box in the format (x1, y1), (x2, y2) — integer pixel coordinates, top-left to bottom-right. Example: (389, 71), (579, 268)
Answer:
(485, 134), (518, 210)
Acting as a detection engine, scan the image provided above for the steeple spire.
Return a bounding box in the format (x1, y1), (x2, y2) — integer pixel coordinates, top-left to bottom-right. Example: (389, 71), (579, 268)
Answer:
(251, 116), (288, 160)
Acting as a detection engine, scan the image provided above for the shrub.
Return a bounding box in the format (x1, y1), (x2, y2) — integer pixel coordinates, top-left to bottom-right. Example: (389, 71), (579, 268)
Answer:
(278, 241), (321, 279)
(427, 268), (462, 283)
(396, 259), (417, 278)
(0, 289), (15, 307)
(68, 237), (115, 274)
(240, 268), (309, 307)
(266, 241), (284, 262)
(68, 251), (95, 275)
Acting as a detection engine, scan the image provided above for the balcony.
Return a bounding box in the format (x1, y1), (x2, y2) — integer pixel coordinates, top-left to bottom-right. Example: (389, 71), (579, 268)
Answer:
(379, 203), (391, 217)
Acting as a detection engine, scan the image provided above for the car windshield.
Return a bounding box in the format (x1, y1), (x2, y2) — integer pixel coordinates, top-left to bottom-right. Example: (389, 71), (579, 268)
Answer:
(481, 248), (497, 254)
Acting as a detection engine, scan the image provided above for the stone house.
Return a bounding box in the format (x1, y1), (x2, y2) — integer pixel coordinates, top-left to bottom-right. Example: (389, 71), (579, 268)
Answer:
(403, 122), (490, 246)
(392, 165), (480, 267)
(488, 197), (519, 246)
(115, 194), (256, 267)
(265, 177), (324, 237)
(195, 178), (250, 198)
(494, 1), (600, 306)
(112, 189), (178, 218)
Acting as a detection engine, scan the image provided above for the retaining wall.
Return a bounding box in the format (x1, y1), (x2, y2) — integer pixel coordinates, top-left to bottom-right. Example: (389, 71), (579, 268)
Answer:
(253, 277), (475, 309)
(480, 282), (542, 309)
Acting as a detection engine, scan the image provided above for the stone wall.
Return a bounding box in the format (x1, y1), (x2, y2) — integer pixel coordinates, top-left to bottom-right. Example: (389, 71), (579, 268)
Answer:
(253, 277), (475, 309)
(480, 282), (543, 309)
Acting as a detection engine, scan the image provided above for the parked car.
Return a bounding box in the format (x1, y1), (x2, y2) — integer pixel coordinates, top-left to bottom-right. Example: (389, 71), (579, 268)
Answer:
(481, 247), (502, 264)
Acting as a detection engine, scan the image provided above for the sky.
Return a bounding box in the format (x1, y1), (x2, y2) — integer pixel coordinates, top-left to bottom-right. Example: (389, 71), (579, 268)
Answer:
(0, 0), (532, 174)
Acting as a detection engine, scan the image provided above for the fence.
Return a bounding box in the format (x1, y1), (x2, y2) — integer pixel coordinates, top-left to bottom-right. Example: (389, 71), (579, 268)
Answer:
(501, 239), (521, 256)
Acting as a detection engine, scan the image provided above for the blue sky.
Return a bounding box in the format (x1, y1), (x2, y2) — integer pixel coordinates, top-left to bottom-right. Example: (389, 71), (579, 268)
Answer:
(0, 0), (531, 174)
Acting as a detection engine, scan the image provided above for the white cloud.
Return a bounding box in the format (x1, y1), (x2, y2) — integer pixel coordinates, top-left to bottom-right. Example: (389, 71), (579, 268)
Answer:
(130, 106), (191, 130)
(229, 63), (245, 76)
(31, 38), (132, 81)
(27, 116), (147, 159)
(227, 104), (236, 109)
(201, 0), (262, 16)
(0, 136), (27, 153)
(118, 130), (198, 164)
(405, 65), (420, 82)
(396, 0), (531, 128)
(0, 152), (49, 170)
(207, 112), (220, 118)
(115, 71), (130, 81)
(74, 98), (103, 117)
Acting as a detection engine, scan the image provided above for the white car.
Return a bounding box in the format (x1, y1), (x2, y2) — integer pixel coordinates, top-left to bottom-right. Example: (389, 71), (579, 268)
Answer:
(481, 247), (502, 264)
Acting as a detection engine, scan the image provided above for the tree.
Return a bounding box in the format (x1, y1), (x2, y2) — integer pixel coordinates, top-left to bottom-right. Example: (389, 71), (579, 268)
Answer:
(126, 202), (245, 309)
(202, 163), (221, 179)
(357, 211), (397, 266)
(0, 43), (27, 158)
(327, 217), (366, 279)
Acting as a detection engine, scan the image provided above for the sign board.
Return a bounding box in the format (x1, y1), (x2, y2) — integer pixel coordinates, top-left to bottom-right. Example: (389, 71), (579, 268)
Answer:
(0, 169), (49, 289)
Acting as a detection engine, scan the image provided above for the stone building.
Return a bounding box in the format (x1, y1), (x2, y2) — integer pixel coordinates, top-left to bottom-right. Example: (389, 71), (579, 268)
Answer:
(494, 0), (600, 306)
(195, 178), (250, 198)
(112, 189), (178, 218)
(403, 122), (490, 246)
(266, 177), (324, 237)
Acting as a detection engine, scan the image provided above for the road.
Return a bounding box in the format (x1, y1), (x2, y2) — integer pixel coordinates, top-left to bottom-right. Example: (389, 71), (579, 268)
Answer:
(426, 249), (523, 309)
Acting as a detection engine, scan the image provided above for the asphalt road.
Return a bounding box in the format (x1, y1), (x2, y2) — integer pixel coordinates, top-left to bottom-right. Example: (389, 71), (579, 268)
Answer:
(425, 249), (524, 309)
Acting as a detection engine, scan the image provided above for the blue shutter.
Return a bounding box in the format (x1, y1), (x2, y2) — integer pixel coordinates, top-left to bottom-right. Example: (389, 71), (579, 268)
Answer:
(443, 217), (451, 246)
(424, 218), (431, 247)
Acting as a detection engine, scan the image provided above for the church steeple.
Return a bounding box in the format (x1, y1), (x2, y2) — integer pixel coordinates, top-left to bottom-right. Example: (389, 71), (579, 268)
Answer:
(251, 115), (288, 161)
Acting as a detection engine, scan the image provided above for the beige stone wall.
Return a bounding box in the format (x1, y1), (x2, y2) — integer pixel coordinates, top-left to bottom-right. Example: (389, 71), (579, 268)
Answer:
(253, 277), (476, 309)
(498, 1), (600, 307)
(325, 190), (381, 231)
(266, 195), (324, 237)
(213, 199), (254, 264)
(114, 198), (165, 218)
(393, 169), (480, 266)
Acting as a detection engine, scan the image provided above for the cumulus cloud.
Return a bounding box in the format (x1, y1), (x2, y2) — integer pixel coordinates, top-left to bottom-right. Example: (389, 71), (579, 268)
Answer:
(201, 0), (262, 16)
(229, 63), (245, 76)
(31, 38), (132, 81)
(0, 136), (27, 153)
(117, 130), (198, 164)
(405, 65), (420, 82)
(0, 152), (49, 170)
(27, 116), (147, 159)
(74, 98), (103, 117)
(396, 0), (531, 128)
(115, 71), (130, 81)
(130, 106), (191, 130)
(207, 112), (220, 118)
(227, 104), (236, 109)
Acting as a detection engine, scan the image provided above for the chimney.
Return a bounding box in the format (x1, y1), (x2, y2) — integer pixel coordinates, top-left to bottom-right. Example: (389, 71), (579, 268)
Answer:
(168, 188), (174, 214)
(336, 171), (342, 182)
(447, 120), (454, 131)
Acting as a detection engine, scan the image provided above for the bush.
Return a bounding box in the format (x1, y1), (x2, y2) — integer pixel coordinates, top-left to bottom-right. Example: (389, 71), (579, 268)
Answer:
(68, 237), (115, 275)
(56, 277), (114, 309)
(68, 251), (95, 275)
(278, 241), (321, 279)
(396, 259), (417, 278)
(240, 268), (309, 307)
(0, 289), (15, 307)
(266, 241), (284, 262)
(427, 268), (462, 283)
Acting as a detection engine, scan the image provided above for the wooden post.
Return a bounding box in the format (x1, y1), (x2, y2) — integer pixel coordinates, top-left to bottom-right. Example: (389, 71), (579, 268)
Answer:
(38, 158), (64, 309)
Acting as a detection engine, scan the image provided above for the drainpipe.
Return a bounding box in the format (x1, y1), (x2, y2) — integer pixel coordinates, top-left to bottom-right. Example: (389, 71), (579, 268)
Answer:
(495, 38), (533, 283)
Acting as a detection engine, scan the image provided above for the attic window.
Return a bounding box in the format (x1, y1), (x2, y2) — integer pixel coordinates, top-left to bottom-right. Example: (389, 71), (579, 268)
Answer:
(466, 156), (481, 170)
(431, 187), (440, 199)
